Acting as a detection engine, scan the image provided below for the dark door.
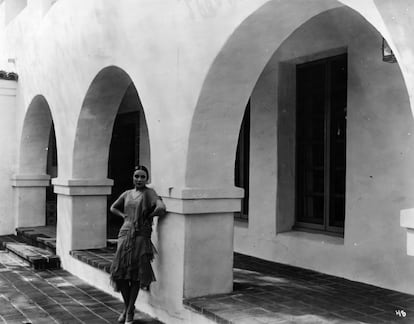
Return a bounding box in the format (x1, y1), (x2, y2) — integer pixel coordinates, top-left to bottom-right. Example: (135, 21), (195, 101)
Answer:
(107, 112), (139, 238)
(46, 124), (57, 226)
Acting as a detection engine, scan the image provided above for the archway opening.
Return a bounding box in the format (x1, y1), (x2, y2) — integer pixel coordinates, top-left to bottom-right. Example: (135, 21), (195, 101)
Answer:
(17, 95), (58, 238)
(107, 83), (150, 239)
(69, 66), (151, 251)
(185, 0), (412, 296)
(46, 124), (58, 226)
(234, 101), (250, 223)
(222, 6), (413, 290)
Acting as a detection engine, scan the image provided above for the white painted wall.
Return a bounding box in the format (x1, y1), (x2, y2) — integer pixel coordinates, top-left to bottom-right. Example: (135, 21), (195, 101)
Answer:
(0, 80), (16, 235)
(0, 0), (394, 189)
(236, 7), (414, 294)
(0, 0), (412, 322)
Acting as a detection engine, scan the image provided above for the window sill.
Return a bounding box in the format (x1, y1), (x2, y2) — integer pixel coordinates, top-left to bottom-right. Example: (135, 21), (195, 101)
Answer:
(277, 230), (344, 245)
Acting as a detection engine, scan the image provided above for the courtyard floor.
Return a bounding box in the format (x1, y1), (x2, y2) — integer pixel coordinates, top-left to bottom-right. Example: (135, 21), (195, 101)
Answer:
(0, 250), (162, 324)
(2, 225), (414, 324)
(184, 253), (414, 324)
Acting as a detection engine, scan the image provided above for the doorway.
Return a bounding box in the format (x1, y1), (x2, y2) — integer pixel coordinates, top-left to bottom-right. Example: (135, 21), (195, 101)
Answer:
(107, 111), (140, 238)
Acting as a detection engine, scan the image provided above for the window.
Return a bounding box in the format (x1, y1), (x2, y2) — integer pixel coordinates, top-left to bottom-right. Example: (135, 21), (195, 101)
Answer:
(295, 54), (347, 234)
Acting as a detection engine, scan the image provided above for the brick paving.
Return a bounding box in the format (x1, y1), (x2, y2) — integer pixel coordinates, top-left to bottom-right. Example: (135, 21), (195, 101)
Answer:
(18, 226), (414, 323)
(70, 248), (116, 274)
(184, 253), (414, 324)
(16, 226), (57, 252)
(0, 251), (163, 324)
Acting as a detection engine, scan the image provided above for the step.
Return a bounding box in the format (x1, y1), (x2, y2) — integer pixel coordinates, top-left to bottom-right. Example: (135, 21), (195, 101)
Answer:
(36, 236), (57, 252)
(5, 242), (60, 270)
(0, 235), (23, 250)
(16, 227), (56, 253)
(0, 235), (60, 270)
(70, 249), (113, 273)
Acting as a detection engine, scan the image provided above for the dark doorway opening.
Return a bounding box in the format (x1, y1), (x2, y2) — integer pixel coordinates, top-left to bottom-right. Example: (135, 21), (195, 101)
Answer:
(107, 111), (140, 238)
(46, 124), (57, 226)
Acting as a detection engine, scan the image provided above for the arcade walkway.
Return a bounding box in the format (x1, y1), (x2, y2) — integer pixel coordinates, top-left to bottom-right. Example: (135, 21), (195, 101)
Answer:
(0, 251), (162, 324)
(1, 224), (413, 323)
(185, 254), (413, 324)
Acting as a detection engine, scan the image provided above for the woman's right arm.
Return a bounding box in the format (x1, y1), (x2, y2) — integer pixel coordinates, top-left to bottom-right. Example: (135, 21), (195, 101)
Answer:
(110, 192), (127, 218)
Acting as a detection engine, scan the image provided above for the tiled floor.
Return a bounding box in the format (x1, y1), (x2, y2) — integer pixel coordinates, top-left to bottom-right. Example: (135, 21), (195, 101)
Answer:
(184, 253), (414, 324)
(8, 226), (414, 323)
(0, 251), (163, 324)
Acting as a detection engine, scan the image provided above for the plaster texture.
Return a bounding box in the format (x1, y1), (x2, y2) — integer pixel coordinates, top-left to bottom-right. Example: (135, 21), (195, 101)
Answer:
(0, 0), (405, 188)
(183, 212), (234, 298)
(12, 174), (50, 227)
(0, 80), (16, 235)
(0, 1), (413, 322)
(235, 7), (414, 294)
(56, 194), (107, 254)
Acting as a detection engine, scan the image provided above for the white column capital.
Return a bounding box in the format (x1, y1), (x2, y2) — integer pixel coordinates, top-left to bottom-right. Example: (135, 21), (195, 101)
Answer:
(401, 208), (414, 256)
(52, 178), (114, 196)
(401, 208), (414, 228)
(158, 186), (244, 214)
(0, 79), (16, 96)
(11, 174), (50, 187)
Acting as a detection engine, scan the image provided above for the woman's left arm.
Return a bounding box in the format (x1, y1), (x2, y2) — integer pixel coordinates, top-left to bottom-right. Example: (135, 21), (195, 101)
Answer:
(147, 188), (166, 217)
(151, 198), (166, 217)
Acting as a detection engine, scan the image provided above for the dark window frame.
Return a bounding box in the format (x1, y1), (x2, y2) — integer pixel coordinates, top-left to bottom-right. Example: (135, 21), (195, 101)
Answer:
(295, 54), (347, 235)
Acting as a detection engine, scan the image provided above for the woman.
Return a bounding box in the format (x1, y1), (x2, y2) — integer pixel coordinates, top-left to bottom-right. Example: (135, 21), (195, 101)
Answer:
(109, 165), (166, 324)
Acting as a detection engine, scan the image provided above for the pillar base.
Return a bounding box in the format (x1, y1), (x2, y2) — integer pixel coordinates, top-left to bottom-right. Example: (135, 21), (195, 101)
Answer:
(159, 186), (243, 299)
(52, 178), (113, 257)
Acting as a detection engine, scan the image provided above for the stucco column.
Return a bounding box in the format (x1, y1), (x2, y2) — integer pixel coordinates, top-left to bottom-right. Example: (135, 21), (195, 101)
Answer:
(0, 80), (16, 235)
(12, 174), (51, 228)
(52, 178), (113, 257)
(158, 187), (243, 299)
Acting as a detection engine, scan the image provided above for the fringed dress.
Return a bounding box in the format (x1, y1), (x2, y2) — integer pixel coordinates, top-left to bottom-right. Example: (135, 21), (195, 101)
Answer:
(110, 187), (161, 290)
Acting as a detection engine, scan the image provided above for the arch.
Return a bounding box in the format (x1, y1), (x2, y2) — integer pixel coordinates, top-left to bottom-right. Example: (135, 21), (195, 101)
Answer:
(19, 95), (54, 174)
(15, 95), (57, 228)
(185, 0), (407, 188)
(72, 66), (147, 179)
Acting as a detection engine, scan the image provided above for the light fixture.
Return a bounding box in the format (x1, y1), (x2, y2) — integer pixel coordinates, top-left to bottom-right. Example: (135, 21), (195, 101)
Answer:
(382, 38), (397, 63)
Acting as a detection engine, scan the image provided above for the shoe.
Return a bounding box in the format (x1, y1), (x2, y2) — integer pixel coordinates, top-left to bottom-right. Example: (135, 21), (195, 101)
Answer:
(117, 310), (126, 323)
(125, 310), (134, 324)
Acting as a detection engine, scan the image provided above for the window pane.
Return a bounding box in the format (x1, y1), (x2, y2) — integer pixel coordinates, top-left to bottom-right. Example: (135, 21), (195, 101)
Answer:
(296, 54), (347, 233)
(297, 195), (324, 224)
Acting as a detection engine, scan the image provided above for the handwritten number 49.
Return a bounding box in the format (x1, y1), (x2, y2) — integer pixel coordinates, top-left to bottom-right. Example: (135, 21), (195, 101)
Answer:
(395, 310), (407, 317)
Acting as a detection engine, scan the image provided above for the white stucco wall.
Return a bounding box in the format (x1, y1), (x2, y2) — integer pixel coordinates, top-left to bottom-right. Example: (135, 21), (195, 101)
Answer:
(0, 0), (413, 321)
(235, 7), (414, 294)
(0, 0), (398, 189)
(0, 80), (16, 235)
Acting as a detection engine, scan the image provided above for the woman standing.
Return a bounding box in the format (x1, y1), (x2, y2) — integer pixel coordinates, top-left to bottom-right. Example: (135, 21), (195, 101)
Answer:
(109, 165), (166, 324)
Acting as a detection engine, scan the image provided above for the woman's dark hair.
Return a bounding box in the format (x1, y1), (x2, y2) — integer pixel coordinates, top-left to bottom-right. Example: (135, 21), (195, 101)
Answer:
(134, 165), (149, 178)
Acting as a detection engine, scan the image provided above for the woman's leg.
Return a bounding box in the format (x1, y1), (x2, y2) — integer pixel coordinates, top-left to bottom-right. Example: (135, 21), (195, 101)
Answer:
(126, 281), (140, 315)
(117, 279), (131, 311)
